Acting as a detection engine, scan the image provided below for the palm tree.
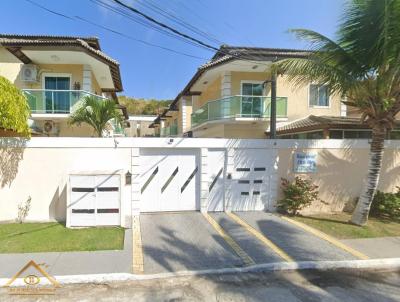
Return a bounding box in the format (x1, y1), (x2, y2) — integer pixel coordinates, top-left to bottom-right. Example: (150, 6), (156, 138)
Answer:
(274, 0), (400, 225)
(69, 96), (123, 137)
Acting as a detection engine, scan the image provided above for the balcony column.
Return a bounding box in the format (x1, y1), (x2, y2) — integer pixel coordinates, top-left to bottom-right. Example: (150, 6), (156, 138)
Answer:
(220, 71), (232, 117)
(181, 97), (187, 133)
(82, 64), (92, 92)
(270, 72), (277, 139)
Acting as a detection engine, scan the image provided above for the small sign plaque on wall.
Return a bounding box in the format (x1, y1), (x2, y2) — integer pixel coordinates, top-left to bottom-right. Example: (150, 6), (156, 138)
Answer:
(294, 152), (317, 173)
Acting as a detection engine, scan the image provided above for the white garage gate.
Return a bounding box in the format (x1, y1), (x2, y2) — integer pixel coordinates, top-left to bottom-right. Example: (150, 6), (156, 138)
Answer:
(139, 149), (200, 212)
(69, 174), (121, 227)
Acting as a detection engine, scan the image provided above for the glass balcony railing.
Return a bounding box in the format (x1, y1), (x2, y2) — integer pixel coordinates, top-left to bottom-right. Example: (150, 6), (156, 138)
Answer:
(22, 89), (107, 114)
(160, 123), (178, 137)
(109, 119), (126, 137)
(191, 95), (288, 128)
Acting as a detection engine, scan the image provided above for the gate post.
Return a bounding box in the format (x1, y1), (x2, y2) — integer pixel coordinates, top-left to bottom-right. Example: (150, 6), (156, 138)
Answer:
(224, 147), (235, 212)
(200, 148), (209, 213)
(131, 147), (141, 220)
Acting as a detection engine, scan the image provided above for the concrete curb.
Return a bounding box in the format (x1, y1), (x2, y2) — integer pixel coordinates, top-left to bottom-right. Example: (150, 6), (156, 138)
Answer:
(1, 258), (400, 286)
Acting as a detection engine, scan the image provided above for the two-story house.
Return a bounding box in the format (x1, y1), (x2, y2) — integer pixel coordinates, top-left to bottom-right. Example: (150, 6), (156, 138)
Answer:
(151, 46), (347, 138)
(0, 34), (127, 136)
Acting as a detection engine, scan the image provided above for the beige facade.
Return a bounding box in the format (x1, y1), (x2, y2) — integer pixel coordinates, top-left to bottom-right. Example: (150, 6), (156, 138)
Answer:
(0, 35), (123, 137)
(155, 57), (344, 139)
(277, 146), (400, 214)
(124, 116), (157, 137)
(189, 70), (342, 138)
(0, 63), (102, 94)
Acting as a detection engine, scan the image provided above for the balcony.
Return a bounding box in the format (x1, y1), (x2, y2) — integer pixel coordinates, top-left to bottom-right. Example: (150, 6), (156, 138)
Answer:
(110, 119), (126, 137)
(160, 123), (178, 137)
(22, 89), (107, 115)
(191, 95), (288, 128)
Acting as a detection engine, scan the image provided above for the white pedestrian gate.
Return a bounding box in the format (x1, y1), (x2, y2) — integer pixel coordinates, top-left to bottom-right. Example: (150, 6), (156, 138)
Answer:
(230, 148), (274, 211)
(139, 149), (200, 212)
(69, 174), (120, 226)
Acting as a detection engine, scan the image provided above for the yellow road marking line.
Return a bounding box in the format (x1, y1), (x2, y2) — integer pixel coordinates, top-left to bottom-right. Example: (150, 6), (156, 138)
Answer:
(280, 216), (369, 260)
(226, 212), (294, 262)
(202, 212), (255, 266)
(132, 215), (144, 274)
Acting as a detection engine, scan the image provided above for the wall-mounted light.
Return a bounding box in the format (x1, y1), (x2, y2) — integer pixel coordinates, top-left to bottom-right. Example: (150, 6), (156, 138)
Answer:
(125, 171), (132, 185)
(203, 81), (208, 85)
(252, 65), (258, 70)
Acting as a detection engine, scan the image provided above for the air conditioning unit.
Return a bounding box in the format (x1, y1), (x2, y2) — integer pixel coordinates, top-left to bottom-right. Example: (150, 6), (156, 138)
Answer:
(43, 120), (59, 136)
(21, 64), (38, 82)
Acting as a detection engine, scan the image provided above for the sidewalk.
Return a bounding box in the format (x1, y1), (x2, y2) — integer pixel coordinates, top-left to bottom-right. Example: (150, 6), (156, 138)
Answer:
(341, 236), (400, 259)
(0, 230), (132, 278)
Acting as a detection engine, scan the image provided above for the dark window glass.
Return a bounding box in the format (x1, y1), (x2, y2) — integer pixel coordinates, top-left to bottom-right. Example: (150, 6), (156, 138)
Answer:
(309, 84), (329, 106)
(306, 131), (324, 139)
(241, 192), (249, 196)
(389, 131), (400, 140)
(253, 191), (261, 195)
(236, 168), (250, 172)
(254, 180), (263, 184)
(344, 131), (358, 139)
(254, 167), (266, 171)
(238, 180), (250, 184)
(330, 130), (343, 139)
(358, 131), (372, 139)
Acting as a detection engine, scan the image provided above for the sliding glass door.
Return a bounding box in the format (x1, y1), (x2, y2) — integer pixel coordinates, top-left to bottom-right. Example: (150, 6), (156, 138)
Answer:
(241, 82), (264, 117)
(45, 76), (70, 113)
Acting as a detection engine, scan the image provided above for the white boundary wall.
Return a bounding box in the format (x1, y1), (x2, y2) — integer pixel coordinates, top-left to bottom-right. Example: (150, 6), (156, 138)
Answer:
(1, 137), (399, 227)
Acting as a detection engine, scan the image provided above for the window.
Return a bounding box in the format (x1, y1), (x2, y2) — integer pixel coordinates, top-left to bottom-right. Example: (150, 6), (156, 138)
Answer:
(329, 130), (344, 139)
(389, 131), (400, 140)
(343, 130), (372, 139)
(309, 84), (329, 107)
(44, 76), (71, 113)
(241, 82), (264, 116)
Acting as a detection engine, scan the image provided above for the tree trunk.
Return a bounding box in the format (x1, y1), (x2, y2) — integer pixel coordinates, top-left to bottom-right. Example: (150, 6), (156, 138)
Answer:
(351, 125), (386, 226)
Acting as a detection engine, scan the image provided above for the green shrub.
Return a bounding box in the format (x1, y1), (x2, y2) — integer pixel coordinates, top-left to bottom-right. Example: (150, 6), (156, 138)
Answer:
(370, 187), (400, 219)
(277, 177), (319, 216)
(0, 76), (30, 135)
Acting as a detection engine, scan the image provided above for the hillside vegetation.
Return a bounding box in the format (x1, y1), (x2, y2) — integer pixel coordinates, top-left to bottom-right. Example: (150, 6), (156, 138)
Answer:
(118, 96), (171, 116)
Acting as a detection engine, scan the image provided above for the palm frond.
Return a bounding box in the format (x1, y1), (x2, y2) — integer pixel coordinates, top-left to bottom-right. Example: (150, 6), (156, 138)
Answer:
(69, 96), (123, 137)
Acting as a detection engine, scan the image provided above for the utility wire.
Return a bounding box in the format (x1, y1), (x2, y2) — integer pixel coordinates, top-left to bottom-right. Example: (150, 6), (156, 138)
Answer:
(90, 0), (211, 50)
(76, 16), (208, 60)
(25, 0), (272, 68)
(131, 0), (224, 45)
(111, 0), (219, 51)
(106, 0), (271, 66)
(24, 0), (208, 60)
(24, 0), (74, 20)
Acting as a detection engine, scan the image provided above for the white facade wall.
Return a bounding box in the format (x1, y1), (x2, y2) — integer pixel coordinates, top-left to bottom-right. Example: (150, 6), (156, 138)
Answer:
(1, 137), (400, 226)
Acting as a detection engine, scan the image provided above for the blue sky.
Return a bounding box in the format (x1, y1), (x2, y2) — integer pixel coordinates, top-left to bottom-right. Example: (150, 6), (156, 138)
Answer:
(1, 0), (345, 99)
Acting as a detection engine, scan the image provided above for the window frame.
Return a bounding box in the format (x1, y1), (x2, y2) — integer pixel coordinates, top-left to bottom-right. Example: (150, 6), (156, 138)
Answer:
(308, 84), (330, 108)
(41, 73), (72, 90)
(240, 81), (265, 96)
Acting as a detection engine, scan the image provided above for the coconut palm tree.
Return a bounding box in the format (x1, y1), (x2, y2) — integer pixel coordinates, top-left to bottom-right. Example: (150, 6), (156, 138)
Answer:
(274, 0), (400, 225)
(69, 96), (123, 137)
